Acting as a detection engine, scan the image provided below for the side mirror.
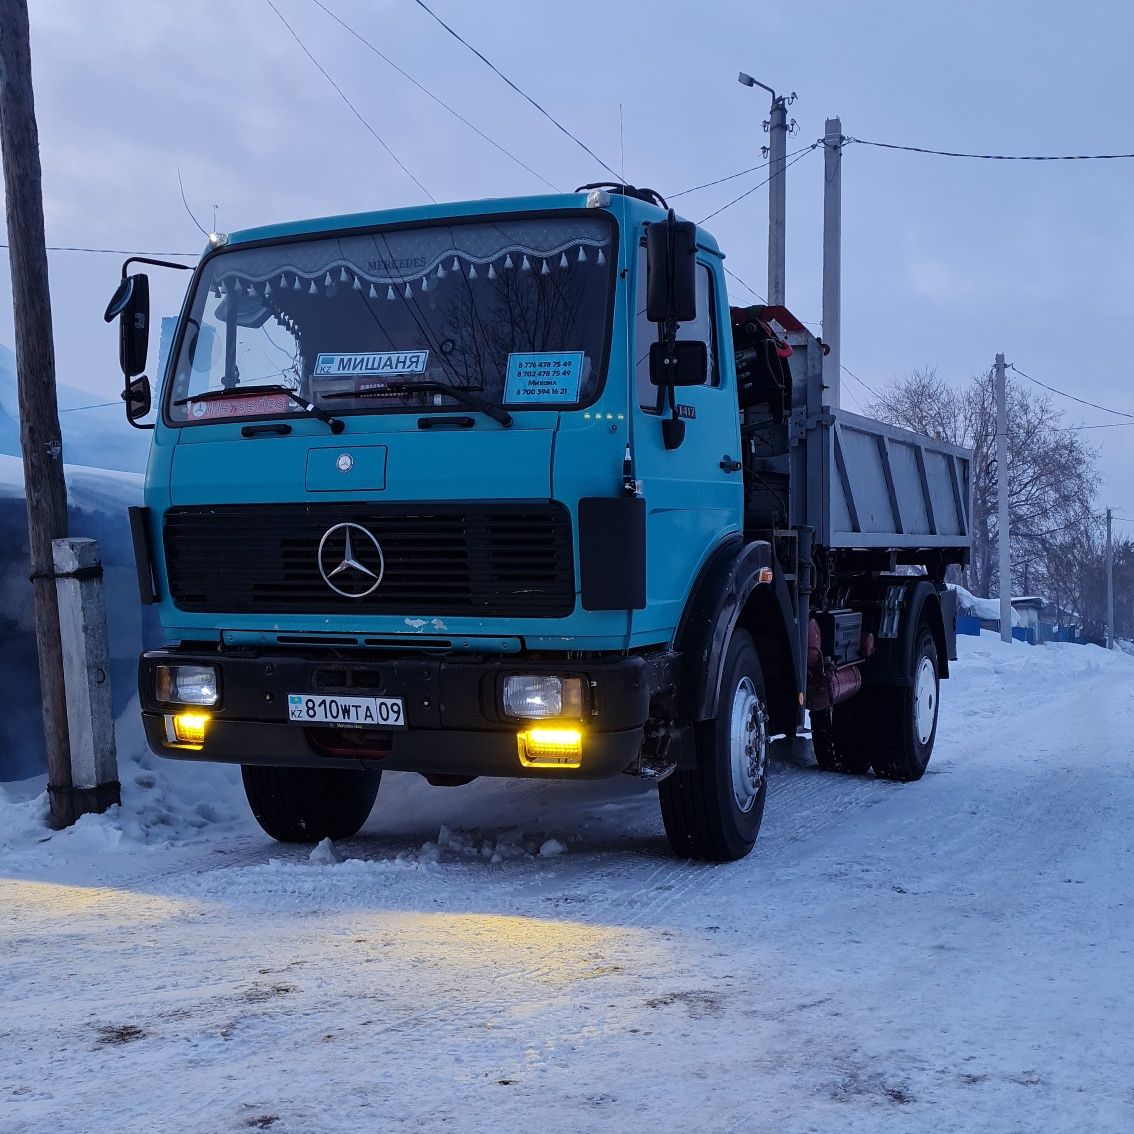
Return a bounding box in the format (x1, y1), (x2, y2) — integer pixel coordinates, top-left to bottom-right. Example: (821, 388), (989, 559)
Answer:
(645, 212), (697, 323)
(649, 340), (708, 387)
(122, 375), (152, 423)
(104, 273), (150, 378)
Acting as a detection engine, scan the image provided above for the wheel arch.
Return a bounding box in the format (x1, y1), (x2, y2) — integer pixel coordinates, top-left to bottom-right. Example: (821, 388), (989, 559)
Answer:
(859, 578), (951, 686)
(674, 536), (801, 734)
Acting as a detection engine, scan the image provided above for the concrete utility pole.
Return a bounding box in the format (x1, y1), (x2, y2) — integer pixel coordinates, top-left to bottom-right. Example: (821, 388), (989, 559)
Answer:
(821, 117), (842, 408)
(995, 353), (1012, 644)
(766, 95), (788, 306)
(0, 0), (75, 826)
(53, 538), (119, 812)
(1105, 507), (1114, 649)
(738, 73), (790, 306)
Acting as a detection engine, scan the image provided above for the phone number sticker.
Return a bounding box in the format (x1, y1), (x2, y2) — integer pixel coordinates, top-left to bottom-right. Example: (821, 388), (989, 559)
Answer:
(504, 351), (584, 403)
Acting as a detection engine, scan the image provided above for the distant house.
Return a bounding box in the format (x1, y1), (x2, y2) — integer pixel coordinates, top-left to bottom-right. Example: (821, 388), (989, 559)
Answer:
(949, 585), (1085, 644)
(1037, 600), (1083, 643)
(1010, 597), (1044, 643)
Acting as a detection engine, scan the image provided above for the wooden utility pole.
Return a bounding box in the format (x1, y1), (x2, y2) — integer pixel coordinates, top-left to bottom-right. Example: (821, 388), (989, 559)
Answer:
(0, 0), (75, 828)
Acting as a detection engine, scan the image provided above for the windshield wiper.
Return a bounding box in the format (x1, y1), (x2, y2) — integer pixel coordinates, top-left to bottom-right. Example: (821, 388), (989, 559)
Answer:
(325, 381), (513, 428)
(174, 384), (344, 434)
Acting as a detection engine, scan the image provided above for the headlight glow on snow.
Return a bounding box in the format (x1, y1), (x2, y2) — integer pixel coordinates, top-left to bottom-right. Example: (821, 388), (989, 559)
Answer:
(155, 664), (219, 707)
(167, 712), (210, 748)
(502, 675), (584, 720)
(517, 726), (583, 769)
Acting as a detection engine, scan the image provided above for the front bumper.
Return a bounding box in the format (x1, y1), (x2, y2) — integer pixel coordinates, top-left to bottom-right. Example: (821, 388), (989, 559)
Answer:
(139, 648), (653, 780)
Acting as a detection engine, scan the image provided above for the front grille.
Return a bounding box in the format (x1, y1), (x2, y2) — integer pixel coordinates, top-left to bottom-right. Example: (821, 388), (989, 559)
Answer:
(164, 502), (575, 618)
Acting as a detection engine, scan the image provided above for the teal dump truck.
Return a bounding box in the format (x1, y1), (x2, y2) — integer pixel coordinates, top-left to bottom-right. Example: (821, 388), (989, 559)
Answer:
(105, 185), (971, 861)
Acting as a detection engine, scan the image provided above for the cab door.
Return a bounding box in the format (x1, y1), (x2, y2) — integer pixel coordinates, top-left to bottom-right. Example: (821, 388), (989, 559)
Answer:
(629, 243), (742, 643)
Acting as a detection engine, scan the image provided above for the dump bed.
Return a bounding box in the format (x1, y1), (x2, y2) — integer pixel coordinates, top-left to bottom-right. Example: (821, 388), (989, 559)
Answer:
(784, 331), (972, 554)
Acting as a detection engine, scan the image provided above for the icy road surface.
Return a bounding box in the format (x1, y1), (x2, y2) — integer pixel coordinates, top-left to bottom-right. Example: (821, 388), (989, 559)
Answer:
(2, 635), (1132, 1133)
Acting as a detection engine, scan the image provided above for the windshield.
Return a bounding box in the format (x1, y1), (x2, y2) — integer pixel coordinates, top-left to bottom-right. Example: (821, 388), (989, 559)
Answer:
(165, 214), (615, 425)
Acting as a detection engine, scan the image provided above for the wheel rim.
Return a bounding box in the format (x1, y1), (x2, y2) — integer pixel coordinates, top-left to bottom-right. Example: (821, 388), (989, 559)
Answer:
(914, 654), (937, 744)
(729, 676), (768, 813)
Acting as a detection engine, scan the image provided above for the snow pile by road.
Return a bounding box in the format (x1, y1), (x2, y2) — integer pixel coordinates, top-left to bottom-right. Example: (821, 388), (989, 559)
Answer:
(414, 825), (570, 864)
(0, 696), (250, 860)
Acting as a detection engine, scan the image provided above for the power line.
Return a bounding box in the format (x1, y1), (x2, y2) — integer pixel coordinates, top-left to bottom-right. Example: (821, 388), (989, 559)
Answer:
(1007, 363), (1134, 420)
(1058, 421), (1134, 431)
(59, 400), (119, 413)
(668, 144), (815, 199)
(697, 145), (818, 226)
(309, 0), (559, 192)
(846, 137), (1134, 161)
(0, 243), (197, 256)
(723, 266), (766, 304)
(841, 363), (880, 399)
(264, 0), (433, 200)
(410, 0), (619, 180)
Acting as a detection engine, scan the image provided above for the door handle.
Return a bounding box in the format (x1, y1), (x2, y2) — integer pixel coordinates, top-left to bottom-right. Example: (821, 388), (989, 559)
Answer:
(719, 456), (742, 473)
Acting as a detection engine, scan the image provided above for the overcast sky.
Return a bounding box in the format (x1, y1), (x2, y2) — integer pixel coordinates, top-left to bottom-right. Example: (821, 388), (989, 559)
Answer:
(4, 0), (1133, 531)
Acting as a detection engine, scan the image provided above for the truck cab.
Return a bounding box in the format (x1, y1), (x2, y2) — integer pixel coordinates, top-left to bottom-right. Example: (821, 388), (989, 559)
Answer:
(108, 185), (970, 861)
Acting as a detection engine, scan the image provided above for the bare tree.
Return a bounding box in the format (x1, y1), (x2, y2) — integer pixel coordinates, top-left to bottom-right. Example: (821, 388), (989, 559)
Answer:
(867, 366), (1100, 599)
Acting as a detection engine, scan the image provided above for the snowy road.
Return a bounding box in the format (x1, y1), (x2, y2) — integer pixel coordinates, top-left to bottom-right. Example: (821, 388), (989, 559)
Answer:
(2, 636), (1132, 1133)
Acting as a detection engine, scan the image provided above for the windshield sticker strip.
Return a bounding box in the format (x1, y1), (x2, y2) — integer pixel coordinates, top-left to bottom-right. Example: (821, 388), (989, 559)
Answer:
(314, 351), (429, 378)
(187, 393), (292, 419)
(504, 352), (584, 403)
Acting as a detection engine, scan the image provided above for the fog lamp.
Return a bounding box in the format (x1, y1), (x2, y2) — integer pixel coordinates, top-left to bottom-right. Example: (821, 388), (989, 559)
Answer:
(502, 675), (583, 720)
(167, 712), (210, 748)
(155, 664), (218, 707)
(517, 726), (583, 769)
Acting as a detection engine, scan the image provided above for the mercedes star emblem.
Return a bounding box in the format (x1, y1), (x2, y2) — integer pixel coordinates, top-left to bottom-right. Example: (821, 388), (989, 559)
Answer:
(317, 522), (385, 598)
(336, 452), (354, 473)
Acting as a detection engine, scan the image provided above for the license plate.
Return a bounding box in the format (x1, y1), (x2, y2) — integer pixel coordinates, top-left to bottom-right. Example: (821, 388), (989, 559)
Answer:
(287, 693), (406, 729)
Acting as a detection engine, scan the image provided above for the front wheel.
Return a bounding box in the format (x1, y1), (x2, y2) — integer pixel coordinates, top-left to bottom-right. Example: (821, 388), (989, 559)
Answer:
(659, 629), (770, 861)
(241, 765), (381, 843)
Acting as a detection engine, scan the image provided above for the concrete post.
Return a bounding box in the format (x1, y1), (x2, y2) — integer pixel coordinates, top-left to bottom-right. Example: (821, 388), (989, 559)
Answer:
(995, 354), (1012, 644)
(767, 96), (788, 306)
(52, 537), (120, 815)
(821, 116), (842, 407)
(1105, 507), (1114, 649)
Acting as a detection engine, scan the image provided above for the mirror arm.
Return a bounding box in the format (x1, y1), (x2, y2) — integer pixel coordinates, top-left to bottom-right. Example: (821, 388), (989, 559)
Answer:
(120, 255), (193, 280)
(657, 320), (686, 450)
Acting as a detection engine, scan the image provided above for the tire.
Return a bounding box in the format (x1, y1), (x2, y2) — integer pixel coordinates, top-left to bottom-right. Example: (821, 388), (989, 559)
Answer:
(870, 624), (939, 782)
(659, 629), (770, 862)
(810, 695), (874, 775)
(241, 765), (381, 843)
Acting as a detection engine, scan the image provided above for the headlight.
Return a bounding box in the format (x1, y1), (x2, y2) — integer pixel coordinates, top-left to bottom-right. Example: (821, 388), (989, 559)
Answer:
(501, 675), (584, 720)
(155, 664), (219, 707)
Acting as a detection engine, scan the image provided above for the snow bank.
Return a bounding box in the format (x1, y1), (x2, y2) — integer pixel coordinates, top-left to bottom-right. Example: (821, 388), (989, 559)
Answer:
(0, 695), (250, 859)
